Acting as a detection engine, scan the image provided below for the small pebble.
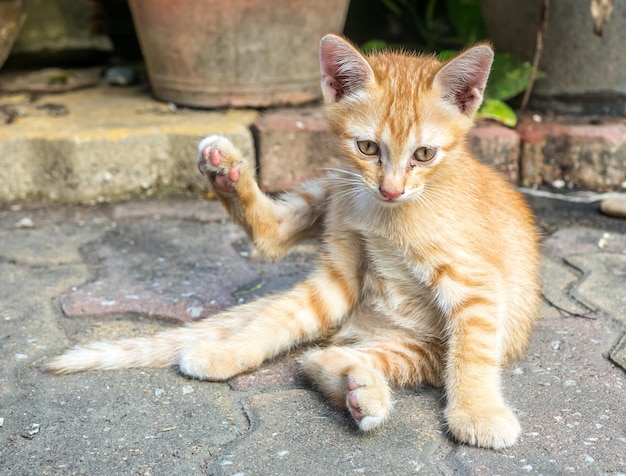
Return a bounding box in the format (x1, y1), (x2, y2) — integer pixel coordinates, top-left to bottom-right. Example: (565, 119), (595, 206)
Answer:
(15, 217), (34, 228)
(105, 66), (136, 86)
(600, 197), (626, 218)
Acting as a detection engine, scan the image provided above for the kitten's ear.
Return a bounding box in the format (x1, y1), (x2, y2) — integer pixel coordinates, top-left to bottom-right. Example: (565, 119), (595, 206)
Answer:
(434, 44), (494, 116)
(319, 34), (375, 103)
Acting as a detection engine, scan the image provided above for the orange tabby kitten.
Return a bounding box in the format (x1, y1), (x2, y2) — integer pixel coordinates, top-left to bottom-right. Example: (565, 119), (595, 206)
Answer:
(46, 34), (540, 449)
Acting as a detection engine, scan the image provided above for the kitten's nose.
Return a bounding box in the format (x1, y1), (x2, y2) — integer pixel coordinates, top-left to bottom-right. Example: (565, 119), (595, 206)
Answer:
(379, 187), (404, 200)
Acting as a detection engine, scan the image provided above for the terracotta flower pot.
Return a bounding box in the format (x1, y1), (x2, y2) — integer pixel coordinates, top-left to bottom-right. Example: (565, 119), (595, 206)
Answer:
(128, 0), (350, 108)
(0, 0), (27, 70)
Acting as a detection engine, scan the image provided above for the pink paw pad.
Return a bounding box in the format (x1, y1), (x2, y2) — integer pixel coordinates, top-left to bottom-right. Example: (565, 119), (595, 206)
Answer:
(347, 392), (363, 420)
(347, 377), (364, 420)
(197, 140), (241, 194)
(209, 148), (221, 166)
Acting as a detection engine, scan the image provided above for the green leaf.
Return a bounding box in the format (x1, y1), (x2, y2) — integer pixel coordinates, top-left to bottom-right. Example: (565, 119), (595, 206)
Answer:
(445, 0), (488, 45)
(361, 39), (390, 54)
(438, 49), (458, 61)
(486, 53), (545, 102)
(477, 99), (518, 128)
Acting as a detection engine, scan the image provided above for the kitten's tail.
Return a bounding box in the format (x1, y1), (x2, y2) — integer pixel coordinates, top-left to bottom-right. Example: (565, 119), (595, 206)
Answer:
(44, 330), (186, 375)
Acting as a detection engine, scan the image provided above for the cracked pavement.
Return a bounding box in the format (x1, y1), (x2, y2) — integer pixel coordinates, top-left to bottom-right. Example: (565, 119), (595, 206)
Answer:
(0, 196), (625, 475)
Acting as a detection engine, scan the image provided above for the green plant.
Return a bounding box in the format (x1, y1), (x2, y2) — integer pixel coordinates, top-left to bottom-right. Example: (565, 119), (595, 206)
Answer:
(362, 0), (541, 127)
(440, 50), (544, 127)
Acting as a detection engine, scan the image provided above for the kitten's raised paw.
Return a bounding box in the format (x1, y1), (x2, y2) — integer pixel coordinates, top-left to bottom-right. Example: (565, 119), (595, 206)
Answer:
(346, 375), (392, 432)
(445, 404), (521, 449)
(197, 135), (244, 195)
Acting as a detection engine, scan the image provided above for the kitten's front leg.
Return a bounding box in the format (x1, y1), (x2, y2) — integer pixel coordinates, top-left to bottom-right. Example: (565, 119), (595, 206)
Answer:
(443, 297), (521, 449)
(197, 135), (327, 259)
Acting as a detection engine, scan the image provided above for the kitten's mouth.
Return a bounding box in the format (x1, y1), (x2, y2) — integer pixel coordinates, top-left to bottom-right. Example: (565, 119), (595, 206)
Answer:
(375, 194), (404, 205)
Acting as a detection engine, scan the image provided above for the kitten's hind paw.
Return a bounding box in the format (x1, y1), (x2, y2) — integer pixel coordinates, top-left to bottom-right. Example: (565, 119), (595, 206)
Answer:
(197, 135), (245, 195)
(346, 375), (392, 432)
(445, 404), (521, 449)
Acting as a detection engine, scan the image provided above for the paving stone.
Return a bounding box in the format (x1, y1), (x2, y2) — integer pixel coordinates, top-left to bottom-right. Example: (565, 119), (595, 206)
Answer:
(112, 199), (229, 223)
(0, 369), (245, 475)
(565, 253), (626, 325)
(541, 228), (626, 324)
(0, 263), (84, 400)
(209, 388), (452, 475)
(543, 227), (626, 256)
(229, 353), (301, 392)
(518, 116), (626, 192)
(2, 199), (626, 474)
(60, 212), (258, 322)
(540, 255), (591, 318)
(610, 334), (626, 371)
(448, 314), (626, 475)
(0, 223), (102, 266)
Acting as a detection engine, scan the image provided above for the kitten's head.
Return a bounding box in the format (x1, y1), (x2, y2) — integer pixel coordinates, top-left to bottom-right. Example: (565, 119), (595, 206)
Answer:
(319, 34), (493, 205)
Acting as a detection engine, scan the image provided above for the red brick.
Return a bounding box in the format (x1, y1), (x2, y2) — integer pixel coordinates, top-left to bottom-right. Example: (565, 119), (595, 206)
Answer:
(252, 108), (339, 193)
(467, 123), (520, 183)
(255, 110), (524, 192)
(518, 116), (626, 192)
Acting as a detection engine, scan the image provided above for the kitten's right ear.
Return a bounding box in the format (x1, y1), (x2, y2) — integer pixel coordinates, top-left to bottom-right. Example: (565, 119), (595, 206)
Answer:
(434, 44), (494, 117)
(319, 34), (374, 103)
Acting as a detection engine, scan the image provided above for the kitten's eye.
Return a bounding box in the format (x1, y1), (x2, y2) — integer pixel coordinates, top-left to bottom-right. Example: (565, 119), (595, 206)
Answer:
(357, 140), (380, 156)
(413, 146), (437, 163)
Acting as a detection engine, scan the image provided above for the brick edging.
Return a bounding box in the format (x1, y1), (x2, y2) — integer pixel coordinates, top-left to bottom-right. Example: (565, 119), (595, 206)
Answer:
(252, 108), (626, 194)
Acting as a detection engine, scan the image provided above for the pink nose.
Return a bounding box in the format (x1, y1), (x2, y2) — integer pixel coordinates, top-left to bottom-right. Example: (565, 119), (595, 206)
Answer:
(379, 187), (403, 200)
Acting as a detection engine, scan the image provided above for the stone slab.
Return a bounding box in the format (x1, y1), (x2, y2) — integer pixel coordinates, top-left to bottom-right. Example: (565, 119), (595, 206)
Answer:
(543, 227), (626, 257)
(0, 87), (257, 204)
(60, 200), (257, 322)
(1, 198), (625, 475)
(610, 333), (626, 371)
(0, 368), (245, 475)
(542, 228), (626, 324)
(449, 314), (626, 475)
(210, 388), (452, 475)
(540, 255), (591, 318)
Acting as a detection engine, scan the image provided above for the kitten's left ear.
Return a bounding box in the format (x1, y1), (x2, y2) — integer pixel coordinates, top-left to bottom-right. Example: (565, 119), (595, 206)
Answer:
(434, 44), (494, 116)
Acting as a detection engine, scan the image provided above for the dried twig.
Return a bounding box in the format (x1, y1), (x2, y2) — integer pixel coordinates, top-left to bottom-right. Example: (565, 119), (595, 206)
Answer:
(521, 0), (550, 111)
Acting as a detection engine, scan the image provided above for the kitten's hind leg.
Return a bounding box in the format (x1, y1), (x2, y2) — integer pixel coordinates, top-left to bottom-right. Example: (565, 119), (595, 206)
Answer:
(302, 346), (393, 431)
(301, 335), (444, 431)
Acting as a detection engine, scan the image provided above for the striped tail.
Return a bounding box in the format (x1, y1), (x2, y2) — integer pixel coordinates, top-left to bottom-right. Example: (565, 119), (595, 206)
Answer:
(45, 330), (186, 375)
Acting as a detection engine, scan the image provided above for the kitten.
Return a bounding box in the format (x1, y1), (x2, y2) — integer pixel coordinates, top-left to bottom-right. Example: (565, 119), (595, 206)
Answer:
(46, 34), (540, 450)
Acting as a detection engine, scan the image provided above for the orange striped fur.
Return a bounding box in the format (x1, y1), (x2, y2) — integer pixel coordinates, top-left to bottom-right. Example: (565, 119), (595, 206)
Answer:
(46, 35), (540, 450)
